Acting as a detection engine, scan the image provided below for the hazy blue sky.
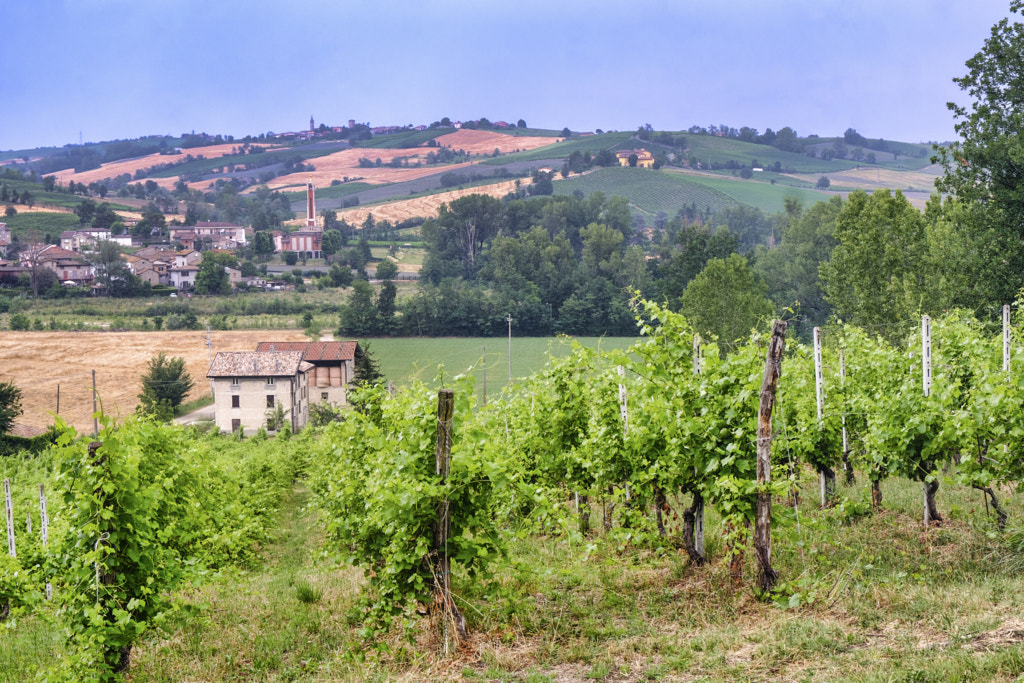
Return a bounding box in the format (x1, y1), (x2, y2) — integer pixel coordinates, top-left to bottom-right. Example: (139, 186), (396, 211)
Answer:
(0, 0), (1014, 151)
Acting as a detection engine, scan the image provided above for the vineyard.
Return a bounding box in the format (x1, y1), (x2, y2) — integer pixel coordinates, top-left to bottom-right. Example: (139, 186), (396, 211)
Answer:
(4, 301), (1024, 680)
(554, 167), (739, 219)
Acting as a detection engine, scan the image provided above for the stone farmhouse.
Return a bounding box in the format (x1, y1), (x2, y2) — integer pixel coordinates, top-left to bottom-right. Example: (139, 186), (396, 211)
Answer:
(207, 351), (313, 435)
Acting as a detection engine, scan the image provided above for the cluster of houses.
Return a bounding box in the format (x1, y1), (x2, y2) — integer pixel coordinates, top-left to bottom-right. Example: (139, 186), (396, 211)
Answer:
(206, 340), (359, 434)
(0, 221), (282, 292)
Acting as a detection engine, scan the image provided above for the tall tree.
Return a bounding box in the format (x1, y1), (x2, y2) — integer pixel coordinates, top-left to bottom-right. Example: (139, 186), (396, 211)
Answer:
(137, 353), (194, 420)
(681, 253), (774, 352)
(933, 1), (1024, 306)
(819, 189), (932, 335)
(0, 380), (23, 435)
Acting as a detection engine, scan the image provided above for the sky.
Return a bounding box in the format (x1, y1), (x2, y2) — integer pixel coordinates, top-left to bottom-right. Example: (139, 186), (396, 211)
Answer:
(0, 0), (1015, 151)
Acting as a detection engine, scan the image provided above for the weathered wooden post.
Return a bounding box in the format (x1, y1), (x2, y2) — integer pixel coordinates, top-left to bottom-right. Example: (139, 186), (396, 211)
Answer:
(40, 484), (51, 600)
(754, 320), (786, 592)
(4, 479), (14, 559)
(433, 389), (466, 644)
(681, 334), (706, 565)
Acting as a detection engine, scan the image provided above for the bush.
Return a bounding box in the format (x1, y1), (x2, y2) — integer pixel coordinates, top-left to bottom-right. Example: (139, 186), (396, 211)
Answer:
(8, 313), (29, 331)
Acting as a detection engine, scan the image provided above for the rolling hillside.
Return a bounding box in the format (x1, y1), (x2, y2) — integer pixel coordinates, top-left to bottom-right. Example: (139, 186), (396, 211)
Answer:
(553, 167), (739, 219)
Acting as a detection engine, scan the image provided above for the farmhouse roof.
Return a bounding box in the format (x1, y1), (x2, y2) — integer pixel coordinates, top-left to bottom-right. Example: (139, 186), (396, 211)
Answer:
(207, 351), (312, 378)
(196, 222), (243, 228)
(255, 340), (358, 362)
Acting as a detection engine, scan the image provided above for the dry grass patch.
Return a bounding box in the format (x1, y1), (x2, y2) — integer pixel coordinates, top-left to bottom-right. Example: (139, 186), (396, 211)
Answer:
(0, 329), (307, 432)
(433, 129), (559, 155)
(334, 179), (524, 224)
(51, 143), (258, 187)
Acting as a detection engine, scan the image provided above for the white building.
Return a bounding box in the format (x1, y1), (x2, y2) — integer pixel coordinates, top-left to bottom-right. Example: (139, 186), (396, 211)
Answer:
(207, 351), (312, 434)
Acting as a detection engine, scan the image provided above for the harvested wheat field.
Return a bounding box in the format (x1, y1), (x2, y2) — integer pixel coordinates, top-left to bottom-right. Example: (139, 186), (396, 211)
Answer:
(433, 129), (558, 154)
(268, 149), (473, 190)
(51, 143), (272, 187)
(334, 179), (525, 224)
(0, 329), (307, 433)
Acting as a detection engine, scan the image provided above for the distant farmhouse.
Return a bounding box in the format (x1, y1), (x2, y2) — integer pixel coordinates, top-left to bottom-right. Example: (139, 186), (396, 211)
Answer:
(616, 149), (655, 168)
(207, 340), (360, 434)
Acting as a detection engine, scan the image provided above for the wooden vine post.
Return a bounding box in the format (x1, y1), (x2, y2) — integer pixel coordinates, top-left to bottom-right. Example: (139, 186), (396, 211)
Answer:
(433, 389), (466, 643)
(682, 334), (706, 566)
(754, 320), (787, 592)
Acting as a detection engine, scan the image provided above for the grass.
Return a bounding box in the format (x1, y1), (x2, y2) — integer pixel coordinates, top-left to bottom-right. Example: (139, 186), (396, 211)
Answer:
(481, 132), (634, 166)
(363, 336), (636, 393)
(684, 135), (858, 174)
(284, 181), (376, 201)
(554, 166), (739, 219)
(674, 171), (833, 215)
(5, 451), (1024, 680)
(146, 146), (341, 179)
(174, 392), (213, 417)
(352, 129), (450, 149)
(1, 211), (82, 241)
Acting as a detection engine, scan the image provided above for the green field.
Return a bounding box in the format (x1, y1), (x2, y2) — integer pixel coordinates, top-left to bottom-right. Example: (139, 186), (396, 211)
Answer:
(684, 135), (857, 173)
(1, 211), (83, 241)
(283, 181), (376, 202)
(675, 171), (833, 214)
(352, 129), (449, 149)
(553, 167), (739, 219)
(481, 132), (634, 166)
(363, 336), (636, 396)
(146, 146), (340, 179)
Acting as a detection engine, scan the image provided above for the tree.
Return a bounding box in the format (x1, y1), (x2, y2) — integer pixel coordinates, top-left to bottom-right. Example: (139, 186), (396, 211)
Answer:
(529, 170), (554, 196)
(934, 1), (1024, 306)
(517, 119), (527, 128)
(195, 251), (236, 295)
(375, 280), (397, 335)
(374, 257), (398, 280)
(283, 250), (298, 266)
(0, 381), (23, 434)
(433, 193), (503, 277)
(321, 229), (342, 263)
(352, 344), (384, 387)
(816, 176), (831, 189)
(337, 279), (378, 336)
(819, 189), (933, 336)
(681, 253), (774, 353)
(252, 231), (275, 261)
(138, 353), (194, 420)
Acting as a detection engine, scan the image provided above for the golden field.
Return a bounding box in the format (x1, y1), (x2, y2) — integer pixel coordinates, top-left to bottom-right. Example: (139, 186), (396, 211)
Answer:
(0, 329), (307, 432)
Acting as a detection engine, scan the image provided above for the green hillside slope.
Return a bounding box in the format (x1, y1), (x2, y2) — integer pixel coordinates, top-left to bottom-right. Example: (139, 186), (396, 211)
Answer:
(674, 172), (832, 214)
(553, 167), (739, 219)
(481, 132), (634, 166)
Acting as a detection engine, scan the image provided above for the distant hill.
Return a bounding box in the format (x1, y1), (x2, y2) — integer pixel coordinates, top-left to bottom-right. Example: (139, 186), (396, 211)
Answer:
(3, 123), (946, 227)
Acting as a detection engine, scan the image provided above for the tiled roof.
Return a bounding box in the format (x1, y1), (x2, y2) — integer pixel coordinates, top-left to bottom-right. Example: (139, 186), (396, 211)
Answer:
(255, 341), (358, 361)
(207, 351), (307, 378)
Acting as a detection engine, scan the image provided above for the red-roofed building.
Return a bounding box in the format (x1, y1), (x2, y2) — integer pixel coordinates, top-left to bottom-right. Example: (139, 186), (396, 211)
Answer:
(255, 340), (359, 405)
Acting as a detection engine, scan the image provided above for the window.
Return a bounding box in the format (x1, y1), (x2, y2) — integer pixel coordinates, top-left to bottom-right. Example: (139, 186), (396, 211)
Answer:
(321, 392), (328, 400)
(266, 395), (275, 408)
(231, 395), (240, 408)
(266, 377), (275, 386)
(230, 377), (240, 386)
